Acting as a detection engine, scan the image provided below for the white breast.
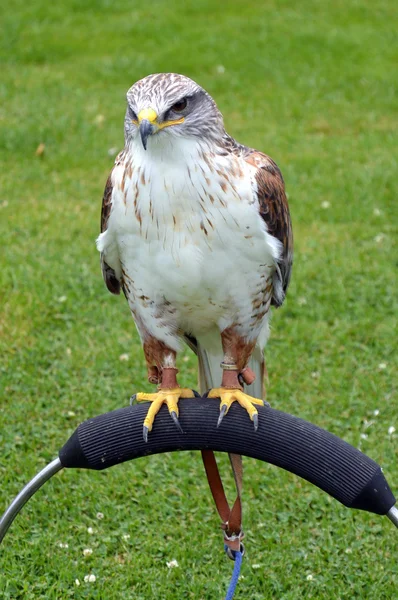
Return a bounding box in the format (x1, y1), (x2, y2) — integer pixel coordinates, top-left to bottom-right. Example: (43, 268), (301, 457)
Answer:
(97, 136), (281, 346)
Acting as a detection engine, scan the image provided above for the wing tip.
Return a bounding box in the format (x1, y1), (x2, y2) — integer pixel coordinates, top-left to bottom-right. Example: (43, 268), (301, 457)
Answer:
(101, 259), (121, 295)
(106, 275), (121, 295)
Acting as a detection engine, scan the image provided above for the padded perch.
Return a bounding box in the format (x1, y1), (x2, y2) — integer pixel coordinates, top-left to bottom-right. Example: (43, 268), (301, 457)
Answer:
(59, 397), (395, 515)
(1, 397), (397, 547)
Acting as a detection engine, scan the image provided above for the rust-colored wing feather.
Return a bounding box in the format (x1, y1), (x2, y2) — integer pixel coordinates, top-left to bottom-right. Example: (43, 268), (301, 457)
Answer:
(100, 163), (121, 295)
(100, 173), (113, 235)
(244, 150), (293, 307)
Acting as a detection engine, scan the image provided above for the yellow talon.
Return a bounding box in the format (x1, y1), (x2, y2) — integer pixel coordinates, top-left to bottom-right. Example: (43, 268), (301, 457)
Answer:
(136, 388), (195, 441)
(208, 388), (264, 430)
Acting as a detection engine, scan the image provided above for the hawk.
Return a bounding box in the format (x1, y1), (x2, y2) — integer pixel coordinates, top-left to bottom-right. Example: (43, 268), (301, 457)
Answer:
(97, 73), (292, 440)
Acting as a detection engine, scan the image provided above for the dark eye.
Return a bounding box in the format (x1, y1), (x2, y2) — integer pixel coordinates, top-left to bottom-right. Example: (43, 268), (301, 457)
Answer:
(171, 98), (187, 112)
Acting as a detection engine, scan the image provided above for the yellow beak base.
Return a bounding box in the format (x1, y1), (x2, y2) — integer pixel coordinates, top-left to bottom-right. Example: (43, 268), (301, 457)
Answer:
(137, 108), (158, 125)
(133, 107), (185, 131)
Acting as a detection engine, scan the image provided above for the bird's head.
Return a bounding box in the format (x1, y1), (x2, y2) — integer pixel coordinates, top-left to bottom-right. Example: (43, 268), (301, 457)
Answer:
(124, 73), (224, 150)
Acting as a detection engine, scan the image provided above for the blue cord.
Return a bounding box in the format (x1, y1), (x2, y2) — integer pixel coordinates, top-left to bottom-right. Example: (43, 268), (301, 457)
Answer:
(224, 547), (243, 600)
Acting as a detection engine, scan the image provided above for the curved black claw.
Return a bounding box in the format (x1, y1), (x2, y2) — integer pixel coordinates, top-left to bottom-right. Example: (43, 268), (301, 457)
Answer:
(130, 394), (137, 406)
(170, 411), (183, 434)
(252, 413), (259, 432)
(217, 404), (228, 428)
(143, 425), (149, 443)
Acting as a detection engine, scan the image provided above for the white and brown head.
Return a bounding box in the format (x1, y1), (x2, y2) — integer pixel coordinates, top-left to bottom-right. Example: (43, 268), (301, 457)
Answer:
(124, 73), (224, 150)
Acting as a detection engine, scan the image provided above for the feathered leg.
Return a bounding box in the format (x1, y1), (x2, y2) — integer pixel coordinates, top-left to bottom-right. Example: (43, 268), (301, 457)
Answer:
(135, 336), (194, 441)
(207, 327), (265, 430)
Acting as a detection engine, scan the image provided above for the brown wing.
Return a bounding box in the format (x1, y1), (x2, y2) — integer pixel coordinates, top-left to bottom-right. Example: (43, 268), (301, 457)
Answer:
(100, 153), (124, 295)
(244, 149), (293, 307)
(100, 172), (113, 235)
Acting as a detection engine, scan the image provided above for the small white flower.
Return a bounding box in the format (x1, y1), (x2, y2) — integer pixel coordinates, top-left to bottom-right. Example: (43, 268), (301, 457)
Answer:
(96, 512), (104, 520)
(216, 65), (225, 74)
(58, 542), (69, 548)
(373, 409), (380, 416)
(360, 433), (368, 440)
(306, 574), (314, 581)
(373, 208), (381, 216)
(321, 201), (330, 209)
(67, 411), (76, 417)
(119, 353), (129, 361)
(388, 426), (395, 435)
(84, 574), (96, 583)
(87, 527), (94, 535)
(345, 548), (352, 554)
(311, 371), (320, 379)
(83, 548), (93, 557)
(252, 564), (262, 569)
(166, 559), (179, 568)
(378, 363), (387, 370)
(297, 297), (307, 306)
(75, 579), (81, 586)
(183, 355), (189, 362)
(374, 233), (385, 244)
(122, 534), (131, 541)
(57, 296), (67, 303)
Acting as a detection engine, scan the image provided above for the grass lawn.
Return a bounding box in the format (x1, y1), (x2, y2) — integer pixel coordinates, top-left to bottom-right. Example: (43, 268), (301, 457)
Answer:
(0, 0), (397, 597)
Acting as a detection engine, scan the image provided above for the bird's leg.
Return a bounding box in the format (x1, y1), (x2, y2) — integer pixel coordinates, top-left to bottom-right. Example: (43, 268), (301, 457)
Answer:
(135, 339), (195, 441)
(207, 327), (264, 430)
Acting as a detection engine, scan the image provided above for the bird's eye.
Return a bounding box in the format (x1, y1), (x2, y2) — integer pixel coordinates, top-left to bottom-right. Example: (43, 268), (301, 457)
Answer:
(171, 98), (187, 112)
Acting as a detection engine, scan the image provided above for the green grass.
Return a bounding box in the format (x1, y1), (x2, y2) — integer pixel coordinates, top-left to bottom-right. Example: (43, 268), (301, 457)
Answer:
(1, 0), (397, 597)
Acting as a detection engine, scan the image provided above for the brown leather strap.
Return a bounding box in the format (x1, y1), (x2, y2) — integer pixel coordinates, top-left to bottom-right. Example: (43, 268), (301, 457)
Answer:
(201, 450), (244, 551)
(159, 367), (179, 388)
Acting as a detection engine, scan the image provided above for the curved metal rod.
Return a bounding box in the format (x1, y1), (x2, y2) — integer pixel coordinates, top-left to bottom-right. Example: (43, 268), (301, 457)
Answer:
(0, 456), (396, 549)
(387, 505), (398, 529)
(0, 457), (62, 544)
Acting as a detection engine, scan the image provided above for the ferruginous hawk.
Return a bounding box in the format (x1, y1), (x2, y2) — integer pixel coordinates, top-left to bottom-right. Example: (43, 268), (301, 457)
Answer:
(97, 73), (292, 440)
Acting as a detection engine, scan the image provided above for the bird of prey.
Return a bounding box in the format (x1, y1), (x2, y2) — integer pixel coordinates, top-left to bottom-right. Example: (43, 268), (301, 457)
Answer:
(97, 73), (292, 441)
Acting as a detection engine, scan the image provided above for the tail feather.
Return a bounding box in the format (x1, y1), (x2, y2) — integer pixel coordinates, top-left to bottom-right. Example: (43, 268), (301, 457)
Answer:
(197, 347), (223, 394)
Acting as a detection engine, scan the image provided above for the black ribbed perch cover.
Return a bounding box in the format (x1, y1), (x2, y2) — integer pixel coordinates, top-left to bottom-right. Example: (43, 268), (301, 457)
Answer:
(59, 398), (395, 516)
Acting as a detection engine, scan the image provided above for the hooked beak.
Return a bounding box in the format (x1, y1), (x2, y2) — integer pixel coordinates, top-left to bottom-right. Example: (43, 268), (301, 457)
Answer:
(135, 107), (185, 150)
(137, 108), (158, 151)
(139, 119), (155, 150)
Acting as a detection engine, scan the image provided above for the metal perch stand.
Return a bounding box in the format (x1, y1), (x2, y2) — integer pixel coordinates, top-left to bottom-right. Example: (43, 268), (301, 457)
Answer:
(1, 397), (397, 545)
